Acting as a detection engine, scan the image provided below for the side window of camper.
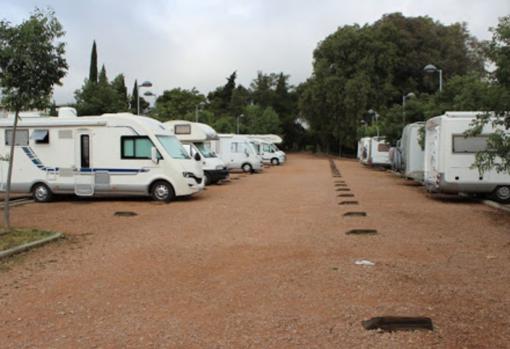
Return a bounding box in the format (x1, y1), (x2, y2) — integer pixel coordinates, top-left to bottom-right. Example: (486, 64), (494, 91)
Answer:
(121, 136), (154, 159)
(31, 129), (50, 144)
(378, 143), (390, 152)
(452, 135), (489, 153)
(5, 129), (29, 146)
(231, 142), (240, 153)
(262, 144), (271, 152)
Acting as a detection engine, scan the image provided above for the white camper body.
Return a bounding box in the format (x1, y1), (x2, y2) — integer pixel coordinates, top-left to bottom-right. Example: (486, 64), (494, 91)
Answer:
(245, 134), (283, 144)
(424, 111), (510, 201)
(164, 120), (229, 184)
(249, 138), (286, 165)
(211, 134), (263, 173)
(0, 110), (204, 202)
(362, 137), (390, 167)
(358, 137), (371, 164)
(401, 122), (425, 181)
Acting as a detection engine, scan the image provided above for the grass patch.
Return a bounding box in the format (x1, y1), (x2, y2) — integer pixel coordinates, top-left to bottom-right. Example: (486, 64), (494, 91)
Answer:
(0, 229), (57, 251)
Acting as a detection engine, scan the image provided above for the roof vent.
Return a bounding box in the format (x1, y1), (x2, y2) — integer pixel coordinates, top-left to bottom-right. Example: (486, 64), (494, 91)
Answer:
(58, 107), (78, 118)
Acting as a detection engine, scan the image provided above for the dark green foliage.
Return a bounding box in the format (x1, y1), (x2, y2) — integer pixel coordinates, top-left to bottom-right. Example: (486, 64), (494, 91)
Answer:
(89, 40), (98, 83)
(151, 87), (205, 121)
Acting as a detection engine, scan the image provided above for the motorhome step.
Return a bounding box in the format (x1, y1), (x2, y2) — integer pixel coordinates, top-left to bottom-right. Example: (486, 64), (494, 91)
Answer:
(362, 316), (433, 332)
(114, 211), (138, 217)
(343, 212), (368, 218)
(339, 201), (358, 205)
(338, 194), (354, 197)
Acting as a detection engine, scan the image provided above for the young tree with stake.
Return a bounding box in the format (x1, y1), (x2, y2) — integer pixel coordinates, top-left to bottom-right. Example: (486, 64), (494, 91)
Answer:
(0, 9), (68, 231)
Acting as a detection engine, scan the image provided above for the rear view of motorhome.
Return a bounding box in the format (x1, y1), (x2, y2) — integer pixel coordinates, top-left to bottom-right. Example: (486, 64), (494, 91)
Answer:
(211, 134), (263, 173)
(164, 120), (229, 185)
(0, 108), (204, 202)
(424, 111), (510, 202)
(358, 136), (390, 167)
(401, 122), (425, 181)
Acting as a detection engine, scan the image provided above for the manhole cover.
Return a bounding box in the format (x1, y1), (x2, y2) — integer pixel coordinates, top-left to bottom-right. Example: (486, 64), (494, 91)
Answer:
(339, 201), (358, 205)
(343, 212), (367, 217)
(338, 194), (354, 197)
(362, 316), (433, 331)
(346, 229), (377, 235)
(114, 211), (138, 217)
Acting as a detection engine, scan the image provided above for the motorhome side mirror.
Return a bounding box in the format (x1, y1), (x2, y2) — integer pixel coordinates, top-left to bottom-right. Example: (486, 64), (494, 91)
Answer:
(244, 149), (249, 157)
(151, 147), (159, 164)
(194, 152), (201, 161)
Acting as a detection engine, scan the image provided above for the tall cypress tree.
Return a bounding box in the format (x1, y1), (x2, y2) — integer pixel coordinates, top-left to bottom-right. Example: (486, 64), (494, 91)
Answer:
(130, 80), (139, 113)
(89, 40), (98, 83)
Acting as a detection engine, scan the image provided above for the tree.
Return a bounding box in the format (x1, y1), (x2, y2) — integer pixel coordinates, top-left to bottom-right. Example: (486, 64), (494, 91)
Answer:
(89, 40), (98, 84)
(110, 74), (129, 111)
(129, 80), (148, 114)
(0, 9), (67, 230)
(151, 87), (205, 121)
(75, 64), (120, 115)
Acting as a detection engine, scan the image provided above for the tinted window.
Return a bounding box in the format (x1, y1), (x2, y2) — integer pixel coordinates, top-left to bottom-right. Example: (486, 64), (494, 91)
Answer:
(5, 129), (29, 146)
(453, 135), (490, 153)
(121, 136), (154, 159)
(81, 135), (90, 168)
(32, 129), (50, 144)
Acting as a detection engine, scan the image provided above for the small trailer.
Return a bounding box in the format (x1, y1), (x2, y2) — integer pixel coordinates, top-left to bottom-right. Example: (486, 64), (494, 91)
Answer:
(210, 134), (263, 173)
(401, 122), (425, 181)
(0, 108), (204, 202)
(249, 138), (286, 165)
(164, 120), (229, 185)
(424, 111), (510, 202)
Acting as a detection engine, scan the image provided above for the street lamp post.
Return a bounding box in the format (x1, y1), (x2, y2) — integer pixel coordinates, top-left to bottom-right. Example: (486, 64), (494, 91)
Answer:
(368, 109), (380, 137)
(423, 64), (443, 92)
(195, 101), (205, 122)
(237, 113), (244, 134)
(402, 92), (416, 124)
(137, 80), (153, 115)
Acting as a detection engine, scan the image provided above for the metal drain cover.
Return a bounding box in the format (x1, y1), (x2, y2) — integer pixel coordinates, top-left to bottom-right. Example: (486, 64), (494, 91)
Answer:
(343, 212), (367, 217)
(346, 229), (377, 235)
(338, 194), (354, 197)
(114, 211), (138, 217)
(339, 201), (358, 205)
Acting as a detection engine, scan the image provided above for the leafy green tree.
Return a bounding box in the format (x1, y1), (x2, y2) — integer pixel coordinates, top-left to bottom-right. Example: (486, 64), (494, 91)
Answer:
(89, 40), (98, 84)
(207, 71), (237, 116)
(243, 104), (281, 134)
(151, 87), (205, 121)
(0, 9), (68, 230)
(110, 74), (129, 111)
(75, 65), (119, 115)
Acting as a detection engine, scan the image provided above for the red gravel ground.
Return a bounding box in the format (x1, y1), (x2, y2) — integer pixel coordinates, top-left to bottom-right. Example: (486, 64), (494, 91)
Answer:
(1, 153), (510, 348)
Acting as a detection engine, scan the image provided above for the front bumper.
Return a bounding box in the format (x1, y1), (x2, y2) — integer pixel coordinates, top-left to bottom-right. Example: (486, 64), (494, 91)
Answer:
(204, 168), (229, 183)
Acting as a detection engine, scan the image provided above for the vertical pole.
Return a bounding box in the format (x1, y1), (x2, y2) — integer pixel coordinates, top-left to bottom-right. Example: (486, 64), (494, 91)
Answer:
(236, 116), (240, 134)
(137, 85), (140, 115)
(3, 109), (20, 231)
(402, 95), (406, 124)
(438, 69), (443, 92)
(195, 105), (198, 122)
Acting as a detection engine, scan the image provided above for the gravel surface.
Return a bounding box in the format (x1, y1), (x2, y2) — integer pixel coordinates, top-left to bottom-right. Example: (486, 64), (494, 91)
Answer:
(1, 153), (510, 348)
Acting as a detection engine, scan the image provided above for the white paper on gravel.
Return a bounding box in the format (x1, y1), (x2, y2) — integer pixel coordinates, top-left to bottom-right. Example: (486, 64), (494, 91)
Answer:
(354, 259), (375, 266)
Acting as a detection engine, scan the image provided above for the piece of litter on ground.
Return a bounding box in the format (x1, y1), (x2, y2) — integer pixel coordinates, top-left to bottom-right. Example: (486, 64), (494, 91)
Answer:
(354, 259), (375, 266)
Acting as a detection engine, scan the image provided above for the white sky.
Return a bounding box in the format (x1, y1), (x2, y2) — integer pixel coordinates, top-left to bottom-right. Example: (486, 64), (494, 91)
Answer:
(1, 0), (509, 104)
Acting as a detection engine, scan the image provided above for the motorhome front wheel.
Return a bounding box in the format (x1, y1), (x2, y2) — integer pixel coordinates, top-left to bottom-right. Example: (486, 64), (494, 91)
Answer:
(150, 181), (175, 202)
(242, 163), (253, 173)
(271, 158), (280, 166)
(32, 183), (53, 203)
(493, 186), (510, 203)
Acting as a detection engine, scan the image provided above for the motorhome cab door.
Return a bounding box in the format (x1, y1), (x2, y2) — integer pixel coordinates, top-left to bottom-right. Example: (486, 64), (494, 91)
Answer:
(74, 130), (95, 196)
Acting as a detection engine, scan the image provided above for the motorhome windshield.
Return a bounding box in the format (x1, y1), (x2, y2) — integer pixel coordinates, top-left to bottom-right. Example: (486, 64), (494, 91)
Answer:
(250, 141), (261, 154)
(271, 144), (279, 152)
(157, 135), (191, 160)
(195, 142), (216, 158)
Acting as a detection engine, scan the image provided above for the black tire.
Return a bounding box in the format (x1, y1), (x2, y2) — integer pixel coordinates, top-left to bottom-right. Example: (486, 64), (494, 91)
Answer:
(150, 181), (175, 202)
(204, 173), (211, 186)
(492, 185), (510, 203)
(271, 158), (280, 166)
(32, 183), (53, 203)
(241, 163), (253, 173)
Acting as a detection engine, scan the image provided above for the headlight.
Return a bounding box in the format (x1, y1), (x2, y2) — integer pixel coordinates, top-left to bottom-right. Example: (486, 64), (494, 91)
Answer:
(215, 165), (224, 170)
(182, 172), (194, 178)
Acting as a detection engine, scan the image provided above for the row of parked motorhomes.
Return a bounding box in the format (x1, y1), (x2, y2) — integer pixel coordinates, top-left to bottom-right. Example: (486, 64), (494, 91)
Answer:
(358, 111), (510, 203)
(0, 108), (286, 202)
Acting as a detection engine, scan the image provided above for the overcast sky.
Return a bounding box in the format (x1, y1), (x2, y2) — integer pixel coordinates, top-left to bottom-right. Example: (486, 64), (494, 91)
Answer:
(2, 0), (509, 104)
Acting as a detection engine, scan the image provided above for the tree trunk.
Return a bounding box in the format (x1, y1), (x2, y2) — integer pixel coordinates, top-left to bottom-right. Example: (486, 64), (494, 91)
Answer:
(3, 109), (20, 232)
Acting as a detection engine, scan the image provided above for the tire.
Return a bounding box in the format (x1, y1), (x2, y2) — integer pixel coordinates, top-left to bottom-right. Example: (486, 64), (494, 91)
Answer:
(150, 181), (175, 202)
(271, 158), (280, 166)
(241, 163), (253, 173)
(492, 185), (510, 203)
(204, 173), (210, 186)
(32, 183), (53, 203)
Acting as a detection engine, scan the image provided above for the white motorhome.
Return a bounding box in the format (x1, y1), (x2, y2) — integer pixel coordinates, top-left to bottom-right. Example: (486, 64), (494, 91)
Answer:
(0, 108), (204, 202)
(164, 120), (229, 185)
(211, 134), (263, 173)
(424, 111), (510, 202)
(401, 122), (425, 181)
(249, 138), (286, 165)
(358, 137), (371, 164)
(359, 136), (390, 167)
(245, 134), (283, 144)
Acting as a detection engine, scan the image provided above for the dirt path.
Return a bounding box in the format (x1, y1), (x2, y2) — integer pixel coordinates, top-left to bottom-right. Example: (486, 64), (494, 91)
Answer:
(1, 154), (509, 348)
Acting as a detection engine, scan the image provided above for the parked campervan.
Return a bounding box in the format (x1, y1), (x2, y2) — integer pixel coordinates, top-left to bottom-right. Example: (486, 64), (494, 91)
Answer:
(0, 108), (204, 202)
(367, 137), (391, 167)
(358, 137), (371, 164)
(246, 134), (283, 145)
(211, 134), (263, 173)
(249, 138), (286, 165)
(424, 111), (510, 202)
(164, 120), (229, 185)
(401, 122), (425, 181)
